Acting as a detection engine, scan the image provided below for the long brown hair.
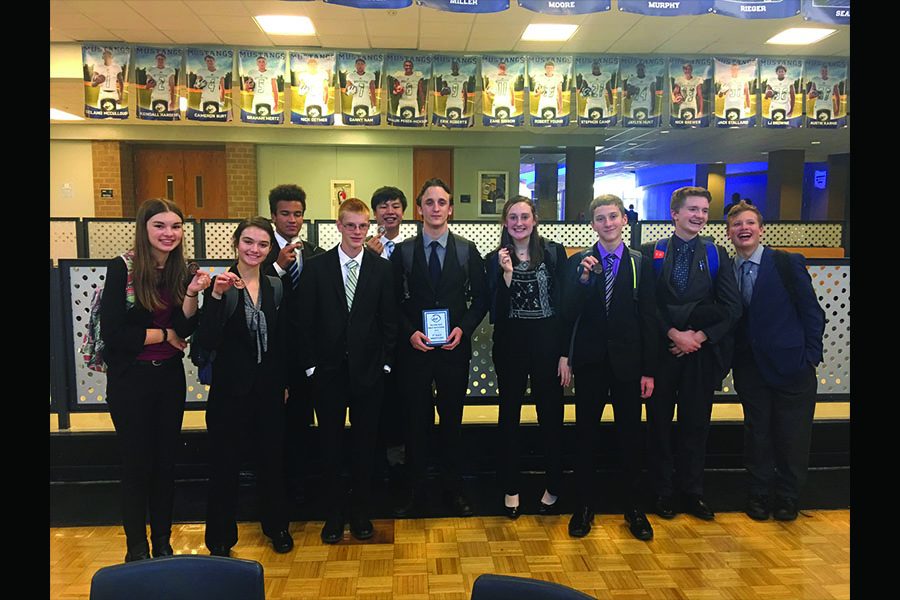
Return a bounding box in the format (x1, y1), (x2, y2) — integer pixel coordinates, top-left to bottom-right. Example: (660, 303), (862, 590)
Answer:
(132, 198), (187, 311)
(498, 196), (544, 270)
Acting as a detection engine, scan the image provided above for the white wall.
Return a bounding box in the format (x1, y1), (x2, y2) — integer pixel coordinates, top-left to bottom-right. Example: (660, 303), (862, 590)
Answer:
(50, 141), (94, 217)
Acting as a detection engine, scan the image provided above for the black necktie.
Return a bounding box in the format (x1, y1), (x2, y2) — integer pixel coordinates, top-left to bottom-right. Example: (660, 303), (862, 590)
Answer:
(604, 254), (617, 312)
(428, 240), (442, 289)
(672, 243), (691, 295)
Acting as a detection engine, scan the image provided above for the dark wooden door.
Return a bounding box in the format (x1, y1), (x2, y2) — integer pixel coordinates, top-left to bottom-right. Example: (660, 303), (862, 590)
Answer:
(133, 146), (228, 219)
(412, 148), (453, 221)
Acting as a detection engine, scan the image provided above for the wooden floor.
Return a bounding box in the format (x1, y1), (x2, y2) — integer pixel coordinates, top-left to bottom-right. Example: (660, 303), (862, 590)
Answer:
(51, 510), (849, 599)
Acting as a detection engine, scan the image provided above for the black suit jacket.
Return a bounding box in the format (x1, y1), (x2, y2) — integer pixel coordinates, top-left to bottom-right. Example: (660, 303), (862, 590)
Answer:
(390, 232), (488, 364)
(262, 236), (324, 285)
(561, 245), (658, 380)
(297, 247), (398, 387)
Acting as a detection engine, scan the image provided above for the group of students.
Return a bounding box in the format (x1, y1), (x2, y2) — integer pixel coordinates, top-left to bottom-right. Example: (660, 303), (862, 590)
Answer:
(98, 180), (825, 562)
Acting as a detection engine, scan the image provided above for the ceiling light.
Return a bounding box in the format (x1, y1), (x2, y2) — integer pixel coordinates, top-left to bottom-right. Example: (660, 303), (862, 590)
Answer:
(521, 24), (578, 42)
(254, 15), (316, 36)
(811, 141), (821, 145)
(50, 108), (84, 121)
(660, 130), (669, 134)
(766, 28), (836, 45)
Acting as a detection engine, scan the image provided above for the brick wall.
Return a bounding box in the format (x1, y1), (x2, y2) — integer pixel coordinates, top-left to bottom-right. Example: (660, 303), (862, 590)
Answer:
(92, 141), (123, 217)
(226, 143), (258, 218)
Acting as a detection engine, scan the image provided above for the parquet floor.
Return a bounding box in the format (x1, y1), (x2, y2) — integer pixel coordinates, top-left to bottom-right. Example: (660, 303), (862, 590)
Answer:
(51, 510), (849, 599)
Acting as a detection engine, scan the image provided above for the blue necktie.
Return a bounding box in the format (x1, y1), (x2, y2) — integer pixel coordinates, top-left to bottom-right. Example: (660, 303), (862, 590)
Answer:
(740, 261), (753, 307)
(428, 240), (442, 289)
(287, 255), (300, 290)
(385, 240), (395, 258)
(672, 243), (691, 295)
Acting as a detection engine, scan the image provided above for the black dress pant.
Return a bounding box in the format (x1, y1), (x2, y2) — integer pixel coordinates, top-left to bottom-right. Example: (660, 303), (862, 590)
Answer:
(574, 356), (644, 508)
(106, 359), (186, 551)
(733, 354), (817, 500)
(205, 377), (289, 550)
(284, 373), (313, 488)
(493, 318), (563, 497)
(647, 345), (717, 497)
(313, 362), (383, 515)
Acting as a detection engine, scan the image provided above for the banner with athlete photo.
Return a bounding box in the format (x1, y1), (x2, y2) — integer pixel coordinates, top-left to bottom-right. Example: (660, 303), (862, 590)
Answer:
(326, 0), (412, 7)
(803, 59), (847, 128)
(620, 57), (664, 127)
(432, 55), (477, 129)
(338, 52), (383, 126)
(385, 54), (431, 127)
(802, 0), (849, 25)
(618, 0), (713, 15)
(669, 57), (711, 128)
(418, 0), (509, 13)
(714, 57), (758, 127)
(518, 0), (610, 14)
(238, 50), (286, 125)
(575, 56), (618, 127)
(185, 48), (233, 122)
(713, 0), (800, 18)
(135, 46), (181, 121)
(290, 51), (336, 126)
(759, 58), (802, 128)
(82, 44), (130, 119)
(527, 55), (572, 127)
(481, 54), (526, 127)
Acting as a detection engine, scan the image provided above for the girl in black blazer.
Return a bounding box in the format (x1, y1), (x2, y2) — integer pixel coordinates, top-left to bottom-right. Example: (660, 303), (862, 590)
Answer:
(485, 196), (571, 519)
(100, 198), (208, 562)
(195, 217), (292, 557)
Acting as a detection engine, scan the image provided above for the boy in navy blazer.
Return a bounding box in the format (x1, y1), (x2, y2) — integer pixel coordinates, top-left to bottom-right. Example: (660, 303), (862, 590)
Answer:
(727, 201), (825, 521)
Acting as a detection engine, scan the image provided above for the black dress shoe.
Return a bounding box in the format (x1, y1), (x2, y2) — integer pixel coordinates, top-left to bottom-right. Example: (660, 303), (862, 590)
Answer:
(682, 494), (715, 521)
(504, 505), (520, 520)
(269, 529), (294, 553)
(349, 514), (375, 540)
(538, 500), (559, 515)
(745, 495), (771, 521)
(624, 509), (654, 541)
(444, 491), (474, 517)
(124, 545), (151, 563)
(568, 506), (594, 538)
(773, 496), (799, 521)
(654, 495), (677, 519)
(321, 514), (345, 544)
(208, 545), (231, 558)
(393, 489), (419, 519)
(151, 539), (174, 558)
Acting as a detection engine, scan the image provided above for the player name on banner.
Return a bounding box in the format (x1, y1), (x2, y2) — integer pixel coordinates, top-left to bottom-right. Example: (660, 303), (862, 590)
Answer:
(802, 0), (849, 25)
(386, 54), (431, 128)
(482, 55), (526, 127)
(528, 55), (572, 127)
(669, 57), (711, 128)
(135, 46), (182, 121)
(339, 53), (384, 126)
(575, 56), (619, 128)
(803, 59), (847, 129)
(325, 0), (412, 8)
(760, 58), (803, 128)
(518, 0), (610, 15)
(620, 57), (665, 127)
(713, 0), (800, 18)
(618, 0), (713, 15)
(715, 57), (758, 128)
(186, 48), (233, 122)
(83, 44), (131, 119)
(291, 52), (336, 126)
(417, 0), (510, 13)
(432, 55), (477, 129)
(238, 50), (286, 125)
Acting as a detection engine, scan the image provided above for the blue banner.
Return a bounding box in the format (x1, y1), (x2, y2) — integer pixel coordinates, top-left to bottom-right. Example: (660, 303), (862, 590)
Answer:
(385, 54), (431, 128)
(238, 50), (286, 125)
(620, 56), (665, 128)
(186, 48), (233, 122)
(83, 44), (130, 119)
(432, 55), (478, 129)
(802, 0), (849, 25)
(618, 0), (712, 16)
(713, 0), (800, 18)
(418, 0), (509, 13)
(669, 57), (711, 128)
(518, 0), (610, 15)
(325, 0), (412, 8)
(135, 46), (182, 121)
(575, 56), (619, 128)
(338, 52), (384, 126)
(760, 58), (803, 129)
(803, 59), (847, 129)
(527, 56), (572, 127)
(714, 57), (758, 128)
(482, 55), (526, 127)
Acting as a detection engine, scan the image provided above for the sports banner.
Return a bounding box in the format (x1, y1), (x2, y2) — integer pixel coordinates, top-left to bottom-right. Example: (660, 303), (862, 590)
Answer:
(669, 57), (711, 128)
(338, 52), (383, 126)
(326, 0), (412, 7)
(481, 54), (526, 127)
(575, 56), (619, 127)
(185, 48), (232, 122)
(712, 0), (800, 18)
(290, 51), (336, 126)
(618, 0), (713, 15)
(418, 0), (509, 12)
(760, 58), (803, 128)
(432, 55), (477, 128)
(83, 44), (130, 119)
(238, 50), (286, 125)
(385, 54), (430, 127)
(518, 0), (610, 15)
(802, 0), (849, 25)
(527, 55), (572, 127)
(620, 57), (664, 127)
(804, 59), (847, 128)
(714, 57), (758, 127)
(135, 46), (181, 121)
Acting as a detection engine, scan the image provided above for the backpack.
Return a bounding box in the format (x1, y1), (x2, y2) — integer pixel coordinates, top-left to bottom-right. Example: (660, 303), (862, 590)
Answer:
(399, 233), (472, 300)
(189, 274), (283, 385)
(652, 236), (719, 282)
(79, 251), (136, 373)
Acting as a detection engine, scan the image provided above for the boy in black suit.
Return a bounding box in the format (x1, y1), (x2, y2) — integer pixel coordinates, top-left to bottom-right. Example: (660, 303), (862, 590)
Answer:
(641, 186), (742, 521)
(563, 194), (657, 540)
(297, 198), (398, 543)
(391, 178), (487, 518)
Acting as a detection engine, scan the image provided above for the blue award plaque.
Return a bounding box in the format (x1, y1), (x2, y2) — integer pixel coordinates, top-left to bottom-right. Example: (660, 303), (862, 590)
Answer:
(423, 308), (450, 346)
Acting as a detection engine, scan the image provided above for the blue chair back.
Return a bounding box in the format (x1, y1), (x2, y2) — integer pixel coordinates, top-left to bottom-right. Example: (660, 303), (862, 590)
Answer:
(471, 573), (596, 599)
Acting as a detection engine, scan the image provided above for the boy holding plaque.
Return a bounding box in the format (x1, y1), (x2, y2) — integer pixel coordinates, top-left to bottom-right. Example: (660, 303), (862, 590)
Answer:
(391, 178), (487, 518)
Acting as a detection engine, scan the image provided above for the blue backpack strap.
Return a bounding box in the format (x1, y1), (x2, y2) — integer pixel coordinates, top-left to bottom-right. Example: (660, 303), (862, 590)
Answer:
(702, 239), (719, 281)
(652, 238), (668, 277)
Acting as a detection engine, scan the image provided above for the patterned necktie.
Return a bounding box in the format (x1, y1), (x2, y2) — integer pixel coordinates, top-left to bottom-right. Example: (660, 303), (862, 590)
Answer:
(345, 259), (358, 312)
(605, 254), (617, 312)
(428, 240), (442, 289)
(672, 242), (691, 295)
(385, 240), (395, 258)
(740, 261), (753, 307)
(287, 253), (301, 290)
